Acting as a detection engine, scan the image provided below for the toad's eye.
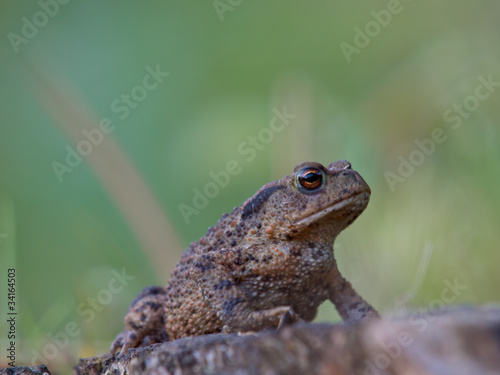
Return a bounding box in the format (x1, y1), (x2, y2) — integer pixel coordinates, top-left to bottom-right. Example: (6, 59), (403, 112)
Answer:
(296, 168), (324, 192)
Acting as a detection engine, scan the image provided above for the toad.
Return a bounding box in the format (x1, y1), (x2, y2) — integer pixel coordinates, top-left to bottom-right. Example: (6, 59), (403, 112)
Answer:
(111, 160), (379, 355)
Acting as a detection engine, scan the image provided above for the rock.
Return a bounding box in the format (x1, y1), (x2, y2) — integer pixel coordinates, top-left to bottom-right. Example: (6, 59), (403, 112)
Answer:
(4, 306), (500, 375)
(73, 306), (500, 375)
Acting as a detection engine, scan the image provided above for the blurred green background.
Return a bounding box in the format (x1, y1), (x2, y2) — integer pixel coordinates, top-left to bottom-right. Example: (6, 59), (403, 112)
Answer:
(1, 0), (499, 371)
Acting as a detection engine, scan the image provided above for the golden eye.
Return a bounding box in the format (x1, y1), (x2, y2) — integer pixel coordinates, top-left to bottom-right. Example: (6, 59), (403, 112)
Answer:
(297, 168), (324, 191)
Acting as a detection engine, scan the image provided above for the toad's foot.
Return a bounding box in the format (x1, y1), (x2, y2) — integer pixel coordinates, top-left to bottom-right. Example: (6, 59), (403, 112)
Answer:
(111, 286), (167, 356)
(276, 307), (301, 331)
(221, 306), (300, 335)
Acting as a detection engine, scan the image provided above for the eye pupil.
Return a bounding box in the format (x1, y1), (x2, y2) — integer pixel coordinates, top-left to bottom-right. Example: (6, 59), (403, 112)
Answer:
(297, 168), (323, 190)
(302, 172), (318, 182)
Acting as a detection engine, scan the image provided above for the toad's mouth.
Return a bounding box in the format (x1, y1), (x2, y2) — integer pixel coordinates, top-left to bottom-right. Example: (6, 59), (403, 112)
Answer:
(293, 191), (370, 229)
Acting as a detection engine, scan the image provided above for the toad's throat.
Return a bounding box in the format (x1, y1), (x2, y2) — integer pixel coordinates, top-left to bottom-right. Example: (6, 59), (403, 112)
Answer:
(293, 192), (369, 229)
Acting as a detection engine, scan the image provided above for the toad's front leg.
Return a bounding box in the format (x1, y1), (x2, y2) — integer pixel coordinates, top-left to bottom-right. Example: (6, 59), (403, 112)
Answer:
(327, 259), (379, 322)
(191, 250), (299, 334)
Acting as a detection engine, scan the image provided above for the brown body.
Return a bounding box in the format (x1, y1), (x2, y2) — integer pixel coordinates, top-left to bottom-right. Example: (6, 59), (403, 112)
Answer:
(111, 161), (379, 355)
